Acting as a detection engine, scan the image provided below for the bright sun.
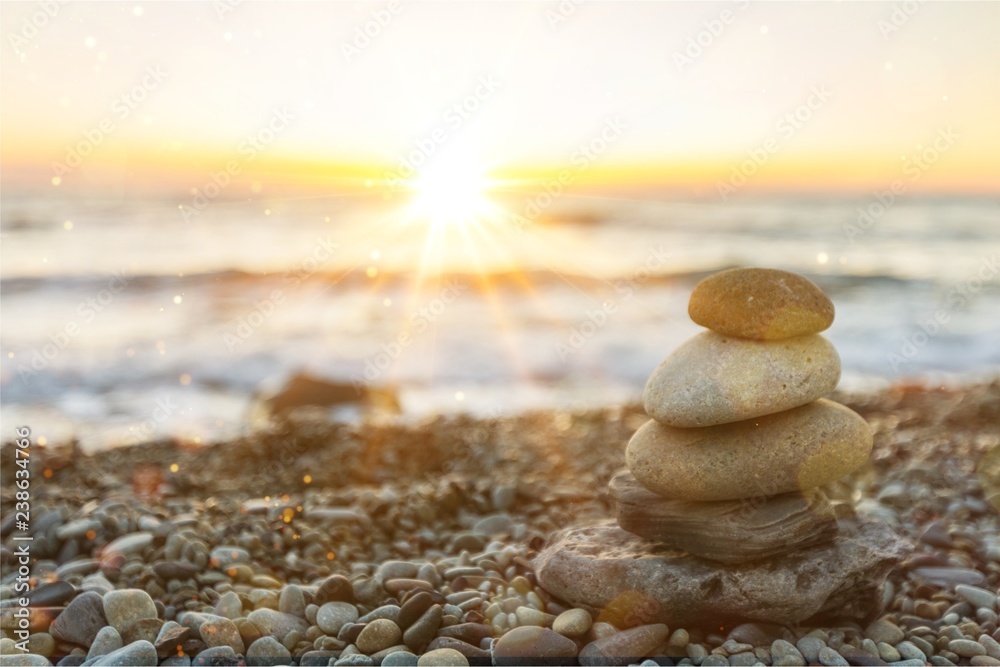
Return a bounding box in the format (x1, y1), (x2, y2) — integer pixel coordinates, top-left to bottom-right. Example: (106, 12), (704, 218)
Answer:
(407, 155), (493, 230)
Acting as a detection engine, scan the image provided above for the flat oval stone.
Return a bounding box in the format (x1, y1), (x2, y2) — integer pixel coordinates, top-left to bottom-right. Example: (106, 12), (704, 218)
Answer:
(356, 619), (402, 655)
(493, 626), (577, 666)
(610, 471), (839, 563)
(534, 519), (909, 628)
(644, 332), (841, 427)
(626, 399), (872, 501)
(689, 268), (834, 340)
(102, 590), (157, 635)
(317, 602), (359, 636)
(49, 592), (107, 646)
(579, 624), (669, 666)
(246, 609), (308, 640)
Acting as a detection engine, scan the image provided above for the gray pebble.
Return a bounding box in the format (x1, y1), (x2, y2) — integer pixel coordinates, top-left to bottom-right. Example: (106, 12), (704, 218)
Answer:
(728, 652), (758, 666)
(957, 586), (997, 611)
(981, 635), (1000, 660)
(210, 546), (250, 568)
(377, 561), (418, 582)
(909, 635), (935, 657)
(472, 514), (513, 537)
(199, 616), (244, 654)
(688, 644), (710, 660)
(278, 585), (305, 618)
(876, 642), (900, 662)
(88, 640), (157, 667)
(702, 657), (729, 667)
(491, 486), (517, 511)
(896, 641), (927, 662)
(192, 646), (240, 666)
(103, 590), (158, 635)
(357, 605), (400, 626)
(381, 651), (419, 667)
(417, 648), (469, 666)
(214, 592), (243, 620)
(864, 620), (904, 646)
(0, 656), (52, 667)
(301, 650), (339, 666)
(160, 657), (192, 667)
(86, 626), (123, 659)
(797, 637), (825, 662)
(317, 602), (359, 636)
(246, 609), (308, 639)
(103, 532), (153, 557)
(334, 656), (375, 667)
(818, 646), (849, 666)
(930, 657), (958, 667)
(950, 639), (987, 658)
(246, 636), (291, 667)
(770, 640), (803, 664)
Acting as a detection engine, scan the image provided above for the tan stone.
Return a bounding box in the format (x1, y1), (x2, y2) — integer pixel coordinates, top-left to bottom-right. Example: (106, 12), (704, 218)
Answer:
(688, 268), (834, 340)
(626, 399), (872, 501)
(644, 331), (840, 427)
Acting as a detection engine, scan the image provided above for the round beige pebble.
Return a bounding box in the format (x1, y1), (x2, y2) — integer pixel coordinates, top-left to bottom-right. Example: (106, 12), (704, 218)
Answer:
(627, 399), (872, 501)
(644, 331), (840, 427)
(418, 647), (469, 666)
(553, 608), (593, 637)
(688, 267), (834, 340)
(356, 618), (402, 655)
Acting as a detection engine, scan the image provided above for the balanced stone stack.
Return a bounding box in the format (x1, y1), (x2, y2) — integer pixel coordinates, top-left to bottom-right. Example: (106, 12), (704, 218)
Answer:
(536, 268), (909, 629)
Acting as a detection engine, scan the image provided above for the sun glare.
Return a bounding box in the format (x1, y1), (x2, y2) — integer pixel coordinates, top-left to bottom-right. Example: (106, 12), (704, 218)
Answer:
(406, 156), (493, 230)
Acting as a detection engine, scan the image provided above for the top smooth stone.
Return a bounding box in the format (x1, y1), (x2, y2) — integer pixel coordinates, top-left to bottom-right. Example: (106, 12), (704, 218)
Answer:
(689, 268), (834, 340)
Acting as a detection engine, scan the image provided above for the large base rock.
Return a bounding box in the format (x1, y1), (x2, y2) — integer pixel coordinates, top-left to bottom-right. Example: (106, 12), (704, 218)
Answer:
(535, 518), (908, 628)
(611, 471), (840, 564)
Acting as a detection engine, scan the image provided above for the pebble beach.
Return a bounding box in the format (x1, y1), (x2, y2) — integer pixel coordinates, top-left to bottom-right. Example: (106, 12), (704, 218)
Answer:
(1, 381), (998, 666)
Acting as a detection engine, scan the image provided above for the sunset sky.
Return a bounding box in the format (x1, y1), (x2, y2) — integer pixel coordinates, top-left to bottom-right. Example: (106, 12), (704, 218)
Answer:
(2, 1), (999, 196)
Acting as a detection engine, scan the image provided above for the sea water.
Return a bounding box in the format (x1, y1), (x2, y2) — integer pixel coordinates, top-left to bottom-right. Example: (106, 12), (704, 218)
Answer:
(2, 190), (998, 450)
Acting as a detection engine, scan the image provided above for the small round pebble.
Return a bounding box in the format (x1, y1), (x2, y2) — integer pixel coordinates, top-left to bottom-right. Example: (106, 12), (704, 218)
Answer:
(951, 639), (987, 658)
(0, 655), (51, 666)
(771, 639), (804, 664)
(796, 637), (825, 663)
(493, 626), (577, 665)
(94, 640), (158, 667)
(356, 619), (402, 655)
(192, 646), (239, 666)
(87, 626), (124, 659)
(876, 642), (901, 662)
(864, 619), (904, 646)
(553, 608), (592, 638)
(381, 651), (419, 667)
(317, 602), (360, 636)
(688, 267), (834, 340)
(246, 636), (291, 667)
(417, 648), (469, 666)
(102, 589), (158, 634)
(818, 646), (849, 666)
(334, 656), (375, 667)
(957, 585), (998, 611)
(688, 643), (710, 660)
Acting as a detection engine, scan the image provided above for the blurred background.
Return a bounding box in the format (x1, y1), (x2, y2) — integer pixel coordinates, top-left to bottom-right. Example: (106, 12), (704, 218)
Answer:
(2, 1), (998, 450)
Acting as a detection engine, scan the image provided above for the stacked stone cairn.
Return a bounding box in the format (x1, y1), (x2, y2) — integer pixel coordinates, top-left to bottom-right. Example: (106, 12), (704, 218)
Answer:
(536, 268), (909, 635)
